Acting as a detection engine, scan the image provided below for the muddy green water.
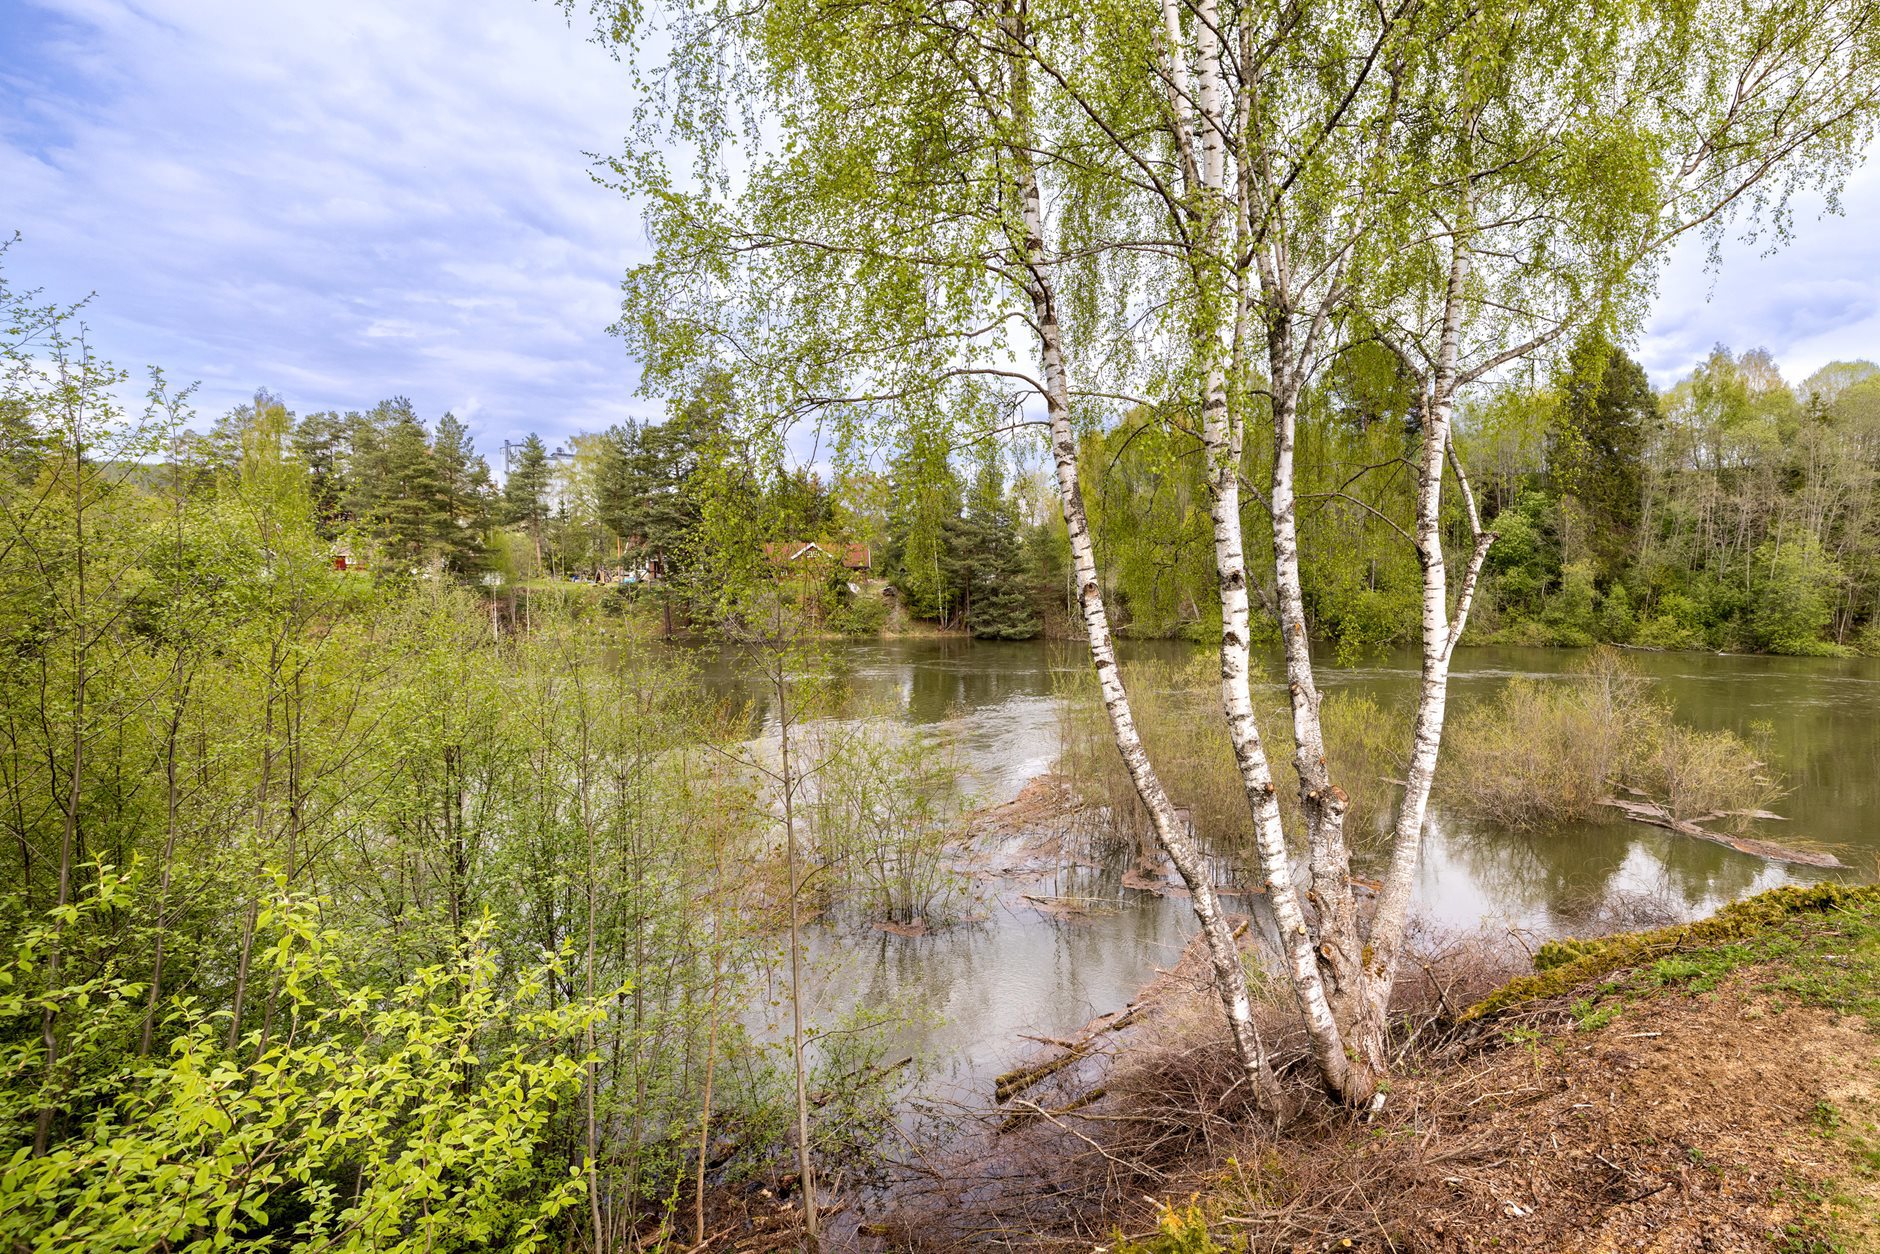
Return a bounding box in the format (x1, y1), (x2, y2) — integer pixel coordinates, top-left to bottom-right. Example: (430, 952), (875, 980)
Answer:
(698, 639), (1880, 1105)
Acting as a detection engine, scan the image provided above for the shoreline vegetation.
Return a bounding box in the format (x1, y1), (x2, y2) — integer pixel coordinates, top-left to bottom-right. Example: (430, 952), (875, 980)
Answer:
(1054, 646), (1839, 877)
(871, 882), (1880, 1253)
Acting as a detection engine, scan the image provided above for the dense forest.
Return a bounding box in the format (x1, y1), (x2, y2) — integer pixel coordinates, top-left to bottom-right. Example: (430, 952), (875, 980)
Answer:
(176, 343), (1880, 658)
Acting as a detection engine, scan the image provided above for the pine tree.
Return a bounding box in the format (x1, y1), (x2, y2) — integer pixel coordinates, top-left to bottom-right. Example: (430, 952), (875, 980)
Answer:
(505, 433), (552, 572)
(1555, 337), (1655, 578)
(432, 412), (489, 572)
(378, 416), (449, 566)
(960, 454), (1039, 640)
(292, 411), (347, 535)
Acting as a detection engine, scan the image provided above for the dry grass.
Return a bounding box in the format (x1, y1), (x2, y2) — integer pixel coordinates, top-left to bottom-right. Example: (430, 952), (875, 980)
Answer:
(1056, 655), (1407, 867)
(1442, 647), (1787, 832)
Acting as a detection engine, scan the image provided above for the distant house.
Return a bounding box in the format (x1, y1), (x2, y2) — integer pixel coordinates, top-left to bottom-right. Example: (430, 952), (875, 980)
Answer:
(331, 545), (367, 572)
(618, 536), (669, 583)
(762, 540), (872, 572)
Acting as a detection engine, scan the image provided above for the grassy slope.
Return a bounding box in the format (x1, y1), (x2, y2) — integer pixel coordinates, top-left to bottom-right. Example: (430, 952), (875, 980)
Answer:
(1116, 884), (1880, 1254)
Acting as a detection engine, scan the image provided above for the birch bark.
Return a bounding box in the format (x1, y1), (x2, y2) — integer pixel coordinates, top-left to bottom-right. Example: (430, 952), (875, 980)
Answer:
(1005, 7), (1284, 1115)
(1169, 0), (1357, 1101)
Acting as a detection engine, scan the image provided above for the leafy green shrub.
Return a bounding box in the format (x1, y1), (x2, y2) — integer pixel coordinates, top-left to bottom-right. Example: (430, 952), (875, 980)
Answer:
(1482, 492), (1560, 618)
(828, 591), (888, 636)
(0, 875), (596, 1253)
(1543, 560), (1601, 646)
(1598, 580), (1637, 642)
(1633, 591), (1710, 650)
(1855, 619), (1880, 657)
(1752, 536), (1847, 655)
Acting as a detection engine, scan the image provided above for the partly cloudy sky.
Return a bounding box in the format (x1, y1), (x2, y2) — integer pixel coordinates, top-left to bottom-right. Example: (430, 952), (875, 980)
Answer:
(4, 0), (1879, 461)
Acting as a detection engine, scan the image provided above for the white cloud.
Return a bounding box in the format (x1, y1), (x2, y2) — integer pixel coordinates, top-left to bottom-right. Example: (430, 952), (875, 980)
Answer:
(0, 0), (654, 454)
(1641, 154), (1880, 388)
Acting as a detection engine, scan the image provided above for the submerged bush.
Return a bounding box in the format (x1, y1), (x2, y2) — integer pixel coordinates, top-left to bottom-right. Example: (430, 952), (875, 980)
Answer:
(1442, 651), (1649, 829)
(1631, 724), (1785, 826)
(1442, 647), (1786, 830)
(1058, 655), (1406, 860)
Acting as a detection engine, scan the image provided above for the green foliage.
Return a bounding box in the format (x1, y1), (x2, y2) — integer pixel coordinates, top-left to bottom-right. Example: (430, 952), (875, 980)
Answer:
(504, 433), (553, 529)
(1554, 339), (1654, 578)
(1, 879), (594, 1253)
(1753, 535), (1847, 656)
(1466, 881), (1880, 1022)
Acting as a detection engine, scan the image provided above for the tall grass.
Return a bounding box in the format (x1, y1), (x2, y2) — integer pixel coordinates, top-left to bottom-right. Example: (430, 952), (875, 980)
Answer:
(1441, 647), (1786, 830)
(1056, 654), (1406, 864)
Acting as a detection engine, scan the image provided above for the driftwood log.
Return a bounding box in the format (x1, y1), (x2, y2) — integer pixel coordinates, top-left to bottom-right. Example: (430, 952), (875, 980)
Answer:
(1597, 796), (1842, 868)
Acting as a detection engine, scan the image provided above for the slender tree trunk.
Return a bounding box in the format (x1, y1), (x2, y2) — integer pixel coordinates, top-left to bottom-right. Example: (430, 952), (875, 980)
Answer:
(776, 650), (818, 1243)
(141, 684), (189, 1056)
(35, 407), (87, 1156)
(228, 644), (278, 1052)
(1366, 240), (1495, 1021)
(1005, 2), (1283, 1114)
(582, 717), (605, 1254)
(1168, 0), (1360, 1103)
(694, 844), (727, 1249)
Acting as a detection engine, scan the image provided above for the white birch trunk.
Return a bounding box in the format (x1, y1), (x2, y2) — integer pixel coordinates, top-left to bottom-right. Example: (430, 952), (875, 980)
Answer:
(1183, 0), (1359, 1102)
(1366, 242), (1483, 1006)
(1006, 6), (1283, 1115)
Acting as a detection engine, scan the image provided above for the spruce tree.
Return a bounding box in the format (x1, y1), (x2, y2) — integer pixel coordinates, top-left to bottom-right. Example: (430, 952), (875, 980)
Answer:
(1555, 337), (1655, 579)
(504, 433), (552, 572)
(432, 412), (489, 572)
(961, 454), (1039, 640)
(378, 416), (448, 566)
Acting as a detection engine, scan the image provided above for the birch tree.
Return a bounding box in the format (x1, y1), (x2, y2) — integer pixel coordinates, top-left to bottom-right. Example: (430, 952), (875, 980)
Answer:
(571, 0), (1879, 1111)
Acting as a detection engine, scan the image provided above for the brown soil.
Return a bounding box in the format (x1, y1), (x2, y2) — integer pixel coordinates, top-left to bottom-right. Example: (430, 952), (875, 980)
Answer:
(853, 920), (1878, 1253)
(1377, 976), (1879, 1252)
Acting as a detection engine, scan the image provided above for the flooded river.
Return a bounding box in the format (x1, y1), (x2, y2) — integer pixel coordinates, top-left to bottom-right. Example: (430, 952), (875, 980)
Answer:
(696, 639), (1880, 1106)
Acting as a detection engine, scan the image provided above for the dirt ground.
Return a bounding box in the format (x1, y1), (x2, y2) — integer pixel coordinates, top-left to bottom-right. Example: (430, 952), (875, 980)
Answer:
(852, 894), (1880, 1254)
(1379, 975), (1880, 1252)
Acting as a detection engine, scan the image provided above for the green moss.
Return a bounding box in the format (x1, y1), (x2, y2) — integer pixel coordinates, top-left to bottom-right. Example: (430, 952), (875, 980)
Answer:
(1462, 882), (1880, 1022)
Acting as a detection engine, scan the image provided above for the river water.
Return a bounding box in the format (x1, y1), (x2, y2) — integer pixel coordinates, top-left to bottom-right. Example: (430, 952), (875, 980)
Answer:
(697, 639), (1880, 1107)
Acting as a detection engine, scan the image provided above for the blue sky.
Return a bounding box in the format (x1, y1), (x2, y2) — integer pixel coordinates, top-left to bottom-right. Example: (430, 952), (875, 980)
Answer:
(4, 0), (1878, 459)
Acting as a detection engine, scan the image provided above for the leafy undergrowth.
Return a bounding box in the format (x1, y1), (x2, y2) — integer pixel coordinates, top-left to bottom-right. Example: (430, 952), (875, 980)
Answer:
(1104, 883), (1880, 1254)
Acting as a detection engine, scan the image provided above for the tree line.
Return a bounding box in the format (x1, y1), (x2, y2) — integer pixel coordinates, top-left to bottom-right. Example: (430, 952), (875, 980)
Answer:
(196, 375), (1060, 640)
(1081, 342), (1880, 657)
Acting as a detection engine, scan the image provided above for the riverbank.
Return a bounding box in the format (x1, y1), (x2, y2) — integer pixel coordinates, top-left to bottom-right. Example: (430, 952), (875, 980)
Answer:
(864, 882), (1879, 1252)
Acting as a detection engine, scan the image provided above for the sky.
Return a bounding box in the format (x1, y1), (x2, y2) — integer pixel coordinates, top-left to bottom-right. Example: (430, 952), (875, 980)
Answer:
(4, 0), (1879, 462)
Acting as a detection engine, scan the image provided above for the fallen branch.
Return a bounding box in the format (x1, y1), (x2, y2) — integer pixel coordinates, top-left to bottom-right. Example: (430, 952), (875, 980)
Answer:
(1596, 797), (1841, 868)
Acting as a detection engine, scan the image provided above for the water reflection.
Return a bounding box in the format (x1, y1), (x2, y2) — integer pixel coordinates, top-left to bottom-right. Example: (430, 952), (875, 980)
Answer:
(691, 637), (1880, 1100)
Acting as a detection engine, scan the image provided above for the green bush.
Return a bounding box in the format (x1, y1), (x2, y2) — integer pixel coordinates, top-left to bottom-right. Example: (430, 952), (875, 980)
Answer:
(1633, 591), (1709, 651)
(828, 591), (889, 637)
(1443, 647), (1786, 830)
(1543, 560), (1601, 646)
(1752, 536), (1846, 655)
(0, 874), (595, 1254)
(1598, 580), (1637, 642)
